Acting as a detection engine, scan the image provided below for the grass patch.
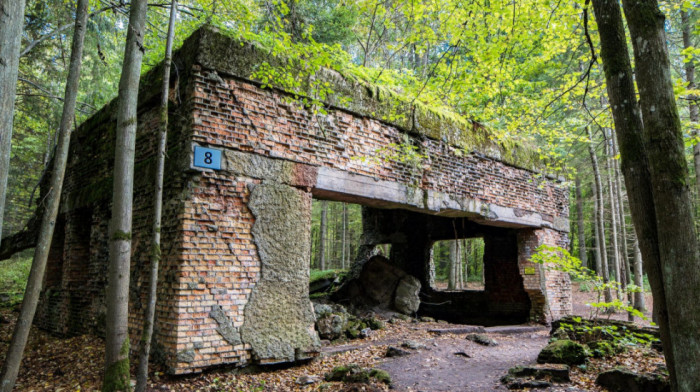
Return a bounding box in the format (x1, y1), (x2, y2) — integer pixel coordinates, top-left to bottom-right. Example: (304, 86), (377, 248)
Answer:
(0, 249), (33, 307)
(309, 269), (346, 284)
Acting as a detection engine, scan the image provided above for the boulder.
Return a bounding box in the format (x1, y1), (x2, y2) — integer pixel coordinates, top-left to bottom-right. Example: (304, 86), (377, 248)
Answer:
(332, 255), (421, 314)
(596, 368), (670, 392)
(314, 303), (349, 340)
(394, 275), (421, 314)
(537, 339), (587, 365)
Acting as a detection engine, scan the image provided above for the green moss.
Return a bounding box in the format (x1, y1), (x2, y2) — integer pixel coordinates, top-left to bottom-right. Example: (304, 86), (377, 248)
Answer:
(111, 230), (132, 241)
(369, 369), (392, 385)
(587, 340), (619, 358)
(102, 339), (131, 392)
(537, 339), (587, 365)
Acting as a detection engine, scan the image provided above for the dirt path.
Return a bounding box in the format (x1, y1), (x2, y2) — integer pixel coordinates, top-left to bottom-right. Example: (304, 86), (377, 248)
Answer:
(319, 324), (588, 392)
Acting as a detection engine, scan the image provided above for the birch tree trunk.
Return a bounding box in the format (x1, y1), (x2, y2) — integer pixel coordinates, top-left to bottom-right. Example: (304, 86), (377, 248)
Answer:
(604, 129), (622, 299)
(620, 2), (700, 388)
(0, 1), (88, 390)
(135, 1), (177, 391)
(575, 177), (587, 268)
(341, 203), (347, 269)
(612, 134), (634, 319)
(103, 0), (148, 389)
(0, 0), (26, 246)
(319, 200), (327, 270)
(448, 240), (457, 290)
(587, 126), (613, 304)
(632, 239), (646, 313)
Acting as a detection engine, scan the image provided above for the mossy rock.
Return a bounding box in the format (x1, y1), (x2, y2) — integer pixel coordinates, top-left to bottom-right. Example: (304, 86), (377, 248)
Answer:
(537, 339), (587, 365)
(325, 365), (357, 381)
(324, 365), (391, 385)
(369, 369), (392, 385)
(587, 340), (620, 358)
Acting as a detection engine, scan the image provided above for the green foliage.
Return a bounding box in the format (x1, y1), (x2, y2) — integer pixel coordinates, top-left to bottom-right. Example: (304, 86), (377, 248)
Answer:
(0, 250), (32, 306)
(531, 245), (645, 320)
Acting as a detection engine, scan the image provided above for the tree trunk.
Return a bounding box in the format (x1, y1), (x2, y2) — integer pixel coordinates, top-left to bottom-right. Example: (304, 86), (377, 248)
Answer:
(591, 0), (680, 388)
(587, 126), (613, 304)
(448, 240), (457, 290)
(319, 200), (327, 270)
(620, 2), (700, 389)
(612, 135), (634, 319)
(0, 0), (26, 246)
(682, 10), (700, 199)
(604, 129), (622, 298)
(0, 1), (87, 390)
(632, 239), (646, 313)
(341, 203), (347, 269)
(575, 177), (587, 268)
(135, 1), (177, 391)
(103, 0), (148, 390)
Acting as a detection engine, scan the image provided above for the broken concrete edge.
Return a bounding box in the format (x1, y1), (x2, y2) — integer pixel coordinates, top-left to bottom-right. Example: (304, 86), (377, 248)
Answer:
(241, 182), (321, 363)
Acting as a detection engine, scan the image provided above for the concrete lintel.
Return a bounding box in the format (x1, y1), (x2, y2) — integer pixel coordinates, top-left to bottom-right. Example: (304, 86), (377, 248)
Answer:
(314, 167), (569, 233)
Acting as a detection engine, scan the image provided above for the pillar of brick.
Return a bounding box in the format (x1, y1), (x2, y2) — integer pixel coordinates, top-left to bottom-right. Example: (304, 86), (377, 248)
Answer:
(517, 228), (572, 323)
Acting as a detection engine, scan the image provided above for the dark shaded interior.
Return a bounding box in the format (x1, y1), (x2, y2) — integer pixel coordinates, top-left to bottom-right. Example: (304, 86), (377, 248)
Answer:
(357, 206), (532, 326)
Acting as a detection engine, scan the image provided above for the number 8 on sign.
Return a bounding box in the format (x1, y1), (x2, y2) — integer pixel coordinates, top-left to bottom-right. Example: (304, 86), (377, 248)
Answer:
(193, 146), (221, 170)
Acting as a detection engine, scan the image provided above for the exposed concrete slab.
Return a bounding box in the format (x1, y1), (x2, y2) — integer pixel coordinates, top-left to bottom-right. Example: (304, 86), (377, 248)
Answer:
(313, 166), (569, 232)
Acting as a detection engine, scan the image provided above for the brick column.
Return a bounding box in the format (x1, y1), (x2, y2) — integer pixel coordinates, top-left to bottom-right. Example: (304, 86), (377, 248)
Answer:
(517, 228), (572, 323)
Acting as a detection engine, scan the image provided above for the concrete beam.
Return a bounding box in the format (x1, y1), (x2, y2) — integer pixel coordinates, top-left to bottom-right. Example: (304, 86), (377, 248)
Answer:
(313, 167), (569, 233)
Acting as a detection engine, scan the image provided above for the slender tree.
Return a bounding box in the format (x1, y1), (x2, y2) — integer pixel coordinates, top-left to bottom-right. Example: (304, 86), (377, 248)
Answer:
(604, 129), (622, 298)
(587, 126), (613, 304)
(0, 0), (88, 390)
(341, 203), (347, 269)
(318, 200), (327, 270)
(0, 0), (26, 246)
(103, 0), (149, 389)
(135, 1), (178, 390)
(632, 239), (646, 313)
(448, 240), (458, 290)
(575, 176), (587, 268)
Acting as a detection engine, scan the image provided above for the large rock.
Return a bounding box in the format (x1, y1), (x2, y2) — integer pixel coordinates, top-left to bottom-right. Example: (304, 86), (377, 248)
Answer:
(394, 275), (421, 314)
(314, 303), (349, 340)
(596, 368), (669, 392)
(537, 339), (587, 366)
(333, 255), (421, 314)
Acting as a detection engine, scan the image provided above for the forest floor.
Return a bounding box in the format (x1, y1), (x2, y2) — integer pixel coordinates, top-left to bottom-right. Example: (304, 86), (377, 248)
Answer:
(0, 284), (663, 392)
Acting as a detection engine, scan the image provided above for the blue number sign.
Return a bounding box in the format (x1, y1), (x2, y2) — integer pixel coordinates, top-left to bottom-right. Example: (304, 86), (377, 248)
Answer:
(193, 146), (222, 170)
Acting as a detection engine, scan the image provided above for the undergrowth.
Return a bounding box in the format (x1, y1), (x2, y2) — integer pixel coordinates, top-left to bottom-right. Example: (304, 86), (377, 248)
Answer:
(0, 249), (32, 307)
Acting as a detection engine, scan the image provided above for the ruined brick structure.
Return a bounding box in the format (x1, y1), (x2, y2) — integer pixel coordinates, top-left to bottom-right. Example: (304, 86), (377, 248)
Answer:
(5, 27), (571, 374)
